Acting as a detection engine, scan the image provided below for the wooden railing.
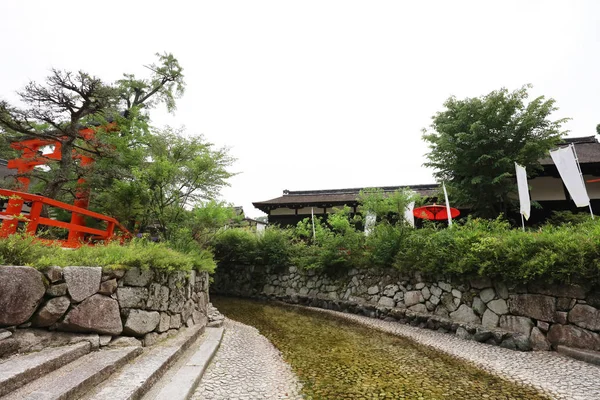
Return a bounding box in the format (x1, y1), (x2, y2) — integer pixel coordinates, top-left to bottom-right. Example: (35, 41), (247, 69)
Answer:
(0, 189), (130, 248)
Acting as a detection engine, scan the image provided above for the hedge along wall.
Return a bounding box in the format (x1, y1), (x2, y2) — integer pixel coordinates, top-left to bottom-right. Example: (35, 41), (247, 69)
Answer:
(212, 264), (600, 353)
(0, 265), (210, 356)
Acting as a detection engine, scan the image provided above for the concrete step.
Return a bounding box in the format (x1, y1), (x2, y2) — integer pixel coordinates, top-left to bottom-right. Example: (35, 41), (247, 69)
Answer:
(557, 345), (600, 366)
(148, 326), (224, 400)
(0, 346), (142, 400)
(86, 324), (205, 400)
(0, 342), (91, 397)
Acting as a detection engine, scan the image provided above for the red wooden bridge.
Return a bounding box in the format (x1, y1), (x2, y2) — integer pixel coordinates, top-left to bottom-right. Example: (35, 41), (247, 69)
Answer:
(0, 189), (130, 248)
(0, 125), (130, 247)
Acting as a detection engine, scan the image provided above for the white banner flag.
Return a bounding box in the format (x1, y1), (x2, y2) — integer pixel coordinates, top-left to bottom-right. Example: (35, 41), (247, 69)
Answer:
(364, 211), (376, 236)
(550, 146), (590, 207)
(515, 163), (531, 220)
(443, 182), (452, 226)
(404, 202), (415, 227)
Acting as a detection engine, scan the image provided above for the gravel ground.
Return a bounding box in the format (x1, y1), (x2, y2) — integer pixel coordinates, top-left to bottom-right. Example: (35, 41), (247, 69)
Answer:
(192, 318), (302, 400)
(306, 305), (600, 400)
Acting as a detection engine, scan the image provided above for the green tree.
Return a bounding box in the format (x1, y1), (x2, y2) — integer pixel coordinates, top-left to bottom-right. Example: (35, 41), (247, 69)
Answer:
(358, 188), (420, 221)
(0, 70), (118, 199)
(0, 54), (236, 258)
(423, 85), (568, 218)
(86, 53), (186, 208)
(100, 127), (235, 237)
(181, 201), (240, 248)
(117, 52), (185, 116)
(0, 53), (184, 202)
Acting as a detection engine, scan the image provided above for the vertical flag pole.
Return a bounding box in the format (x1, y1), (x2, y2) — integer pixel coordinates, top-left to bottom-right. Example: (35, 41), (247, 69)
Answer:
(571, 144), (594, 219)
(311, 207), (316, 240)
(442, 182), (452, 227)
(521, 213), (525, 232)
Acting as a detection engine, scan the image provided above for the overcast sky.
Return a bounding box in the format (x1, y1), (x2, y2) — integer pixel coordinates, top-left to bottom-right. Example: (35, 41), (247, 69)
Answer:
(1, 1), (599, 217)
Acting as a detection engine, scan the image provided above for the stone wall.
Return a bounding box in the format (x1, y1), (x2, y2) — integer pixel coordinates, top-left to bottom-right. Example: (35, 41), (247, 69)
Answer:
(0, 265), (209, 357)
(213, 264), (600, 353)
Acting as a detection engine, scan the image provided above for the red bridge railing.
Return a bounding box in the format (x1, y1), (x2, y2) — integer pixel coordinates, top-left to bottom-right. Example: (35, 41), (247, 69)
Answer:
(0, 189), (131, 248)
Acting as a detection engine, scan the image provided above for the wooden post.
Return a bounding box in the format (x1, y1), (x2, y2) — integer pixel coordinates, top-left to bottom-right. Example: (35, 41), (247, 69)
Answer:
(0, 196), (24, 236)
(106, 221), (116, 241)
(25, 201), (43, 235)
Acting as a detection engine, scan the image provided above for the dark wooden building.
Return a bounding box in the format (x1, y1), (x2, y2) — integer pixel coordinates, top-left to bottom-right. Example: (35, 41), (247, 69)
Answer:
(253, 184), (438, 227)
(253, 136), (600, 227)
(529, 136), (600, 223)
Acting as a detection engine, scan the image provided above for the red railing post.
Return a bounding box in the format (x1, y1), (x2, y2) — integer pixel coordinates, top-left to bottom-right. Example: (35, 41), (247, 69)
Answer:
(0, 189), (130, 247)
(106, 221), (115, 241)
(67, 211), (84, 245)
(0, 196), (24, 237)
(25, 200), (43, 235)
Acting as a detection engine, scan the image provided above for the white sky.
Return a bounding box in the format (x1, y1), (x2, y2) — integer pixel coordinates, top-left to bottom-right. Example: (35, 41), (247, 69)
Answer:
(1, 1), (599, 217)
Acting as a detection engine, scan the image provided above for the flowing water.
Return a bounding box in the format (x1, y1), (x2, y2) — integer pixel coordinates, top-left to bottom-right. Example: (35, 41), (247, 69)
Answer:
(213, 296), (550, 400)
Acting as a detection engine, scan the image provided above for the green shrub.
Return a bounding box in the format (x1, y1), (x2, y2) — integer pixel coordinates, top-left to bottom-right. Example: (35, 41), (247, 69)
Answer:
(255, 227), (293, 269)
(365, 222), (408, 268)
(0, 235), (215, 272)
(212, 228), (258, 267)
(211, 213), (600, 285)
(290, 241), (323, 270)
(545, 210), (592, 226)
(393, 217), (600, 284)
(292, 207), (366, 273)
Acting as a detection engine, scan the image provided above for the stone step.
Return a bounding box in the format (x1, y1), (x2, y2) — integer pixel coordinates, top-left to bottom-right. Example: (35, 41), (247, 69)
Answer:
(207, 320), (223, 328)
(151, 326), (224, 400)
(86, 324), (205, 400)
(557, 345), (600, 366)
(0, 346), (142, 400)
(0, 342), (91, 397)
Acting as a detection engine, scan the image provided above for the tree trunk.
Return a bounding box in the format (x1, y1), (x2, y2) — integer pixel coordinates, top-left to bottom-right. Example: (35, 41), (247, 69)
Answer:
(42, 136), (76, 200)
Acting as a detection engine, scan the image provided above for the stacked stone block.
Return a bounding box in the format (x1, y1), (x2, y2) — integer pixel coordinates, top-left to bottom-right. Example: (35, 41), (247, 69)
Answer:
(0, 265), (209, 357)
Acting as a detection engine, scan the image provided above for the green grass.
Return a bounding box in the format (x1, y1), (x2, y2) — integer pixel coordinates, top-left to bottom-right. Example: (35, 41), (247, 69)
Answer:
(214, 296), (550, 400)
(0, 234), (215, 272)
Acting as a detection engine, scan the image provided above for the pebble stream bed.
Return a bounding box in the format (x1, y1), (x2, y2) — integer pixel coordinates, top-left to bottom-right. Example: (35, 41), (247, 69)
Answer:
(213, 296), (549, 400)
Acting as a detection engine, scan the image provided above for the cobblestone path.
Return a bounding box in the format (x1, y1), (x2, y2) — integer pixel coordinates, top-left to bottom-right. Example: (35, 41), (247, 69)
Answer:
(309, 306), (600, 400)
(193, 318), (302, 400)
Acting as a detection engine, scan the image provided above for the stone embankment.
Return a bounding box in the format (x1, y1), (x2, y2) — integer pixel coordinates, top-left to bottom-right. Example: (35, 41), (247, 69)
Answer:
(213, 264), (600, 353)
(0, 265), (209, 357)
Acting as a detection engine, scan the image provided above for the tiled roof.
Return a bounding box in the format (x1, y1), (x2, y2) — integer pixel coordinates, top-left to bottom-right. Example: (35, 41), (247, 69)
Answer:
(540, 136), (600, 165)
(253, 184), (438, 211)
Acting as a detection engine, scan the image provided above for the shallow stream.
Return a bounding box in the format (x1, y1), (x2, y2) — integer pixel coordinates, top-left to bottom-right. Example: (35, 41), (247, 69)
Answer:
(213, 296), (549, 400)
